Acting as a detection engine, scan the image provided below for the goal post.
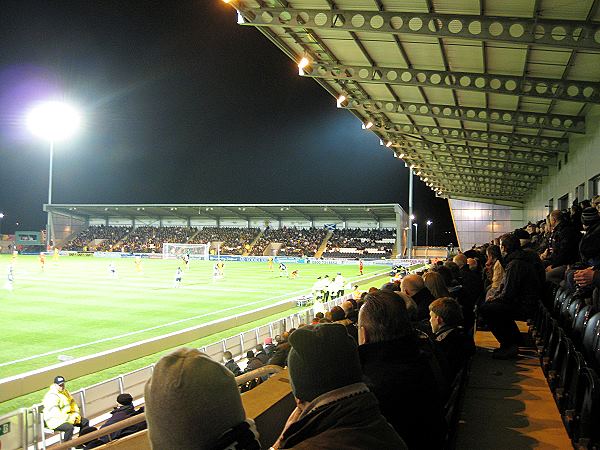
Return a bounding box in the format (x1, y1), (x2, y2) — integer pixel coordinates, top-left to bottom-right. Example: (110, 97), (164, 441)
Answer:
(162, 243), (210, 260)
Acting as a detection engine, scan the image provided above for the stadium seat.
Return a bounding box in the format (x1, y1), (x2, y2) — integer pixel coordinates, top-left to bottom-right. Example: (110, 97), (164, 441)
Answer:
(541, 319), (560, 377)
(548, 329), (570, 391)
(556, 347), (586, 417)
(569, 367), (600, 448)
(581, 312), (600, 365)
(572, 305), (595, 349)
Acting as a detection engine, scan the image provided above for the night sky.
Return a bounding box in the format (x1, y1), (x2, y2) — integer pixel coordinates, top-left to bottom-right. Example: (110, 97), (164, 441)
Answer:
(0, 1), (455, 245)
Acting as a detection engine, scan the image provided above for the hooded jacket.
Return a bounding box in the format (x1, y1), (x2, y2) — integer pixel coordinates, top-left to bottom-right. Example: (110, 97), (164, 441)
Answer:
(42, 384), (81, 429)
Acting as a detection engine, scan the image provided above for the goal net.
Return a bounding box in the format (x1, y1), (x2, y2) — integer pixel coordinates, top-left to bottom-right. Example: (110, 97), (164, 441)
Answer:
(162, 243), (210, 260)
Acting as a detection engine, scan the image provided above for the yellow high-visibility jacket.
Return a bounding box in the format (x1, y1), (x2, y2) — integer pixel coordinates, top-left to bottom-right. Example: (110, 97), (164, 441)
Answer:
(42, 384), (81, 429)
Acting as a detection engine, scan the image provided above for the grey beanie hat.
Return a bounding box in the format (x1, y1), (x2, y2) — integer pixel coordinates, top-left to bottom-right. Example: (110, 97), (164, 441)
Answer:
(582, 207), (600, 226)
(287, 324), (363, 402)
(144, 348), (246, 450)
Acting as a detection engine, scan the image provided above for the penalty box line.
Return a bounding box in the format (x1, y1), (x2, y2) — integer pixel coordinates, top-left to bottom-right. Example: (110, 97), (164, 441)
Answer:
(0, 269), (388, 368)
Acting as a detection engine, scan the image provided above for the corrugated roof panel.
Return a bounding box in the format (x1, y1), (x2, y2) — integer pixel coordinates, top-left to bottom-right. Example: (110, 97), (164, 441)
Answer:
(487, 93), (519, 110)
(363, 39), (410, 67)
(485, 47), (527, 76)
(294, 0), (366, 9)
(483, 0), (535, 17)
(319, 38), (372, 65)
(389, 112), (419, 124)
(431, 0), (480, 14)
(361, 83), (395, 99)
(519, 99), (552, 113)
(537, 0), (594, 20)
(513, 127), (565, 138)
(455, 90), (486, 107)
(444, 41), (485, 73)
(420, 86), (457, 104)
(436, 118), (463, 128)
(401, 42), (447, 70)
(551, 101), (585, 115)
(411, 115), (439, 126)
(391, 85), (429, 102)
(377, 0), (429, 13)
(568, 54), (600, 82)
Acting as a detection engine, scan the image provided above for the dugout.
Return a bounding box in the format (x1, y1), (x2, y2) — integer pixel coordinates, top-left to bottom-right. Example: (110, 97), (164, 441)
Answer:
(45, 203), (409, 255)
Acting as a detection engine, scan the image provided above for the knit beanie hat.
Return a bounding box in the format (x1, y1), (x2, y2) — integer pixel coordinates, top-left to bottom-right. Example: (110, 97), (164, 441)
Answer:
(144, 348), (246, 450)
(287, 324), (363, 402)
(582, 207), (600, 226)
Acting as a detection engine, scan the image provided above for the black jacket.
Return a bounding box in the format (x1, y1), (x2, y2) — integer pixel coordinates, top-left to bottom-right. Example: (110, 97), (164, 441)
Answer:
(99, 404), (146, 442)
(411, 287), (436, 321)
(255, 350), (269, 365)
(244, 356), (264, 373)
(549, 220), (581, 267)
(267, 342), (290, 367)
(359, 337), (447, 449)
(580, 221), (600, 266)
(225, 359), (243, 377)
(433, 325), (475, 381)
(496, 249), (545, 316)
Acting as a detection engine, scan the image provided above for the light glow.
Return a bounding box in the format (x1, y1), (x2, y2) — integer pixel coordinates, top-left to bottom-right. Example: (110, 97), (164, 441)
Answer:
(27, 101), (81, 141)
(336, 95), (346, 107)
(362, 121), (373, 129)
(386, 140), (393, 147)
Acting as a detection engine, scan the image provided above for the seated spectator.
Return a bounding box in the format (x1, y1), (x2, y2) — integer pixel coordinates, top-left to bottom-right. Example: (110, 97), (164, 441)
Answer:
(479, 233), (545, 359)
(244, 350), (264, 373)
(267, 332), (291, 367)
(223, 351), (242, 377)
(78, 426), (105, 449)
(357, 291), (446, 449)
(273, 324), (407, 449)
(145, 348), (260, 449)
(99, 393), (146, 442)
(401, 274), (435, 321)
(42, 376), (90, 442)
(570, 207), (600, 296)
(330, 305), (358, 341)
(422, 271), (450, 299)
(543, 210), (581, 284)
(485, 244), (504, 300)
(263, 337), (276, 358)
(429, 298), (476, 380)
(254, 344), (268, 365)
(311, 312), (324, 325)
(341, 299), (358, 324)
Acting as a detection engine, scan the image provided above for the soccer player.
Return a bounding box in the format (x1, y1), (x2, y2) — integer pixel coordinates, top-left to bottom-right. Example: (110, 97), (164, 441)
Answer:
(213, 261), (225, 280)
(53, 247), (60, 261)
(183, 253), (190, 271)
(5, 265), (14, 290)
(311, 277), (324, 302)
(174, 267), (183, 288)
(322, 275), (330, 301)
(290, 269), (299, 279)
(267, 257), (274, 272)
(358, 258), (364, 275)
(134, 256), (142, 273)
(278, 262), (288, 277)
(39, 252), (46, 271)
(108, 263), (117, 279)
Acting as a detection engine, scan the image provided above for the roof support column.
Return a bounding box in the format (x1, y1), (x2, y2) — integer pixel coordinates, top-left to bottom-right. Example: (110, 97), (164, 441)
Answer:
(394, 205), (404, 258)
(408, 168), (414, 259)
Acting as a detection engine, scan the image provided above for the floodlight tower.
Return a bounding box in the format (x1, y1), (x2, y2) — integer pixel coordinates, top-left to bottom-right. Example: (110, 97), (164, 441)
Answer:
(27, 101), (81, 249)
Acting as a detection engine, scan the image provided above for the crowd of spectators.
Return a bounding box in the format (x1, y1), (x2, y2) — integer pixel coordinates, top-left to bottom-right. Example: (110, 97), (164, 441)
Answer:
(324, 228), (396, 258)
(188, 227), (260, 254)
(65, 226), (131, 251)
(249, 227), (327, 257)
(120, 226), (196, 253)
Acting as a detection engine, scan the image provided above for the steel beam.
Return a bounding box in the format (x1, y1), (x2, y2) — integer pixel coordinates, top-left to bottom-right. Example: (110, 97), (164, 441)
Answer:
(375, 123), (567, 152)
(239, 7), (600, 52)
(301, 62), (600, 104)
(397, 141), (556, 166)
(341, 97), (585, 134)
(423, 168), (541, 185)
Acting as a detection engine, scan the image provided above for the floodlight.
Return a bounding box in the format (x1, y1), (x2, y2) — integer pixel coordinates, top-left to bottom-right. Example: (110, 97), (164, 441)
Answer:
(27, 101), (81, 141)
(399, 153), (405, 159)
(336, 95), (346, 107)
(0, 213), (4, 219)
(427, 220), (433, 226)
(362, 121), (373, 129)
(410, 214), (415, 220)
(386, 140), (393, 147)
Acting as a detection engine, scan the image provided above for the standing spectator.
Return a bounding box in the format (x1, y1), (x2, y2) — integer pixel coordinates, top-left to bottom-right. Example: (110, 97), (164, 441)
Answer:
(485, 244), (504, 300)
(223, 351), (242, 377)
(544, 210), (581, 284)
(272, 324), (407, 449)
(42, 376), (90, 442)
(429, 297), (475, 380)
(479, 233), (545, 359)
(145, 348), (260, 450)
(357, 290), (446, 449)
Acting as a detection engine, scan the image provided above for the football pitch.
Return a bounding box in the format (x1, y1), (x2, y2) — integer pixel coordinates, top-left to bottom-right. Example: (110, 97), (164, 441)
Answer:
(0, 255), (386, 382)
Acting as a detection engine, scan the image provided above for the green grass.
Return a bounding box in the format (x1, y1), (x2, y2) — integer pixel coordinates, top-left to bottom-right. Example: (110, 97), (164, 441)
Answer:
(0, 255), (389, 414)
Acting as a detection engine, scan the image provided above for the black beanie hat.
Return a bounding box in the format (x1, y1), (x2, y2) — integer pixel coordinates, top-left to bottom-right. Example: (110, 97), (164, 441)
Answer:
(582, 207), (600, 226)
(117, 393), (133, 406)
(287, 324), (363, 402)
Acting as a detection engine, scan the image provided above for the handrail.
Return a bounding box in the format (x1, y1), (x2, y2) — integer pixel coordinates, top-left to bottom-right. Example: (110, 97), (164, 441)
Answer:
(235, 365), (283, 386)
(51, 413), (146, 450)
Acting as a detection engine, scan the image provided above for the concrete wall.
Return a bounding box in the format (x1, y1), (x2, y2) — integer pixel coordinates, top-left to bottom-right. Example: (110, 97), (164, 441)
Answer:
(524, 105), (600, 221)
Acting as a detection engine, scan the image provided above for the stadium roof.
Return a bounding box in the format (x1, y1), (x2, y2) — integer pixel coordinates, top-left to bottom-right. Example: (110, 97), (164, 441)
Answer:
(47, 203), (403, 222)
(227, 0), (600, 204)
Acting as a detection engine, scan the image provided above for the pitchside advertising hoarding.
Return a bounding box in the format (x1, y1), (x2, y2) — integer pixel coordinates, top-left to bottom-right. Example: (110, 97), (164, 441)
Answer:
(90, 251), (427, 266)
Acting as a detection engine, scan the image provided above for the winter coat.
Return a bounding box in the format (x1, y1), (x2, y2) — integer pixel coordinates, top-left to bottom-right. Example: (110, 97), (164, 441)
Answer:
(225, 359), (243, 377)
(549, 220), (581, 267)
(244, 357), (264, 373)
(580, 221), (600, 267)
(359, 337), (446, 449)
(433, 325), (475, 381)
(42, 384), (81, 429)
(99, 404), (146, 442)
(268, 342), (291, 368)
(494, 249), (545, 317)
(255, 350), (269, 365)
(276, 383), (407, 449)
(411, 287), (435, 321)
